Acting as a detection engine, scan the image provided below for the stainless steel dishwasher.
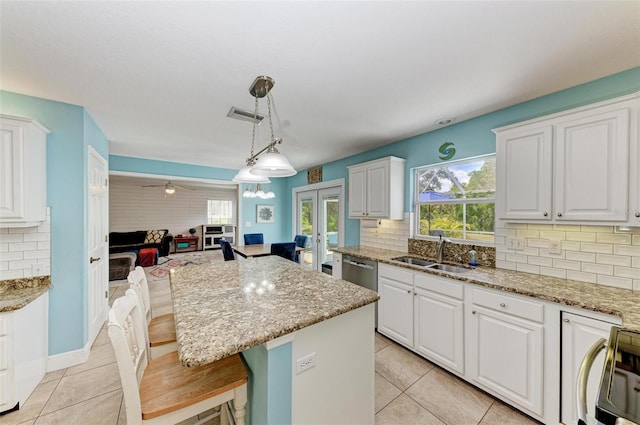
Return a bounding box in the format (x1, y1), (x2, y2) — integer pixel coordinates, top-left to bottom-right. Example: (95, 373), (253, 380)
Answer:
(342, 255), (378, 327)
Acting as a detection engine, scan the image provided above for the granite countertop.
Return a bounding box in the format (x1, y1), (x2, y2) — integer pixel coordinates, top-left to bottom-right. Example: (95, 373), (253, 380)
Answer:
(169, 255), (379, 367)
(0, 276), (51, 312)
(334, 245), (640, 331)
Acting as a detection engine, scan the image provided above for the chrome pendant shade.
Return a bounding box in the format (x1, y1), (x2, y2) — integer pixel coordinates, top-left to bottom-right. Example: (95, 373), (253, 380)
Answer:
(232, 76), (297, 183)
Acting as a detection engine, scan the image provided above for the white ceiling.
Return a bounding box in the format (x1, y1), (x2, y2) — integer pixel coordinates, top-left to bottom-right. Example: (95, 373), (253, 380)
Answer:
(1, 1), (638, 173)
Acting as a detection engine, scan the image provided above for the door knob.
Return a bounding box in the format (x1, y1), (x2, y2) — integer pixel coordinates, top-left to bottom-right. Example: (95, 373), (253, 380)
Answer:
(557, 212), (563, 217)
(90, 256), (101, 263)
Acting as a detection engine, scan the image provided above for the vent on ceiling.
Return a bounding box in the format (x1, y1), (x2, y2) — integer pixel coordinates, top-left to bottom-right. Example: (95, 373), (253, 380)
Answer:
(227, 107), (264, 124)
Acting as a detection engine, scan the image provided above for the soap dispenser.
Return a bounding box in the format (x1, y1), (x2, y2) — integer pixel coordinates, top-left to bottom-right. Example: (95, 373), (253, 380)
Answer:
(468, 245), (478, 267)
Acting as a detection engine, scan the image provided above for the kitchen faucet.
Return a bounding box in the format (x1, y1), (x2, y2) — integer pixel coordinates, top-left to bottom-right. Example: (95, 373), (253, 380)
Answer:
(438, 235), (452, 263)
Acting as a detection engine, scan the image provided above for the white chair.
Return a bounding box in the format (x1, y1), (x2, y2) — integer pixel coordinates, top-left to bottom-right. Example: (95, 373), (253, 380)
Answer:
(128, 266), (177, 358)
(108, 289), (248, 425)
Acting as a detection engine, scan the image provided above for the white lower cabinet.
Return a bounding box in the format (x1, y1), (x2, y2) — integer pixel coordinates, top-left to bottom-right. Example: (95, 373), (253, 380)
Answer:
(467, 288), (544, 416)
(375, 261), (622, 424)
(378, 264), (414, 347)
(413, 273), (464, 374)
(560, 311), (620, 425)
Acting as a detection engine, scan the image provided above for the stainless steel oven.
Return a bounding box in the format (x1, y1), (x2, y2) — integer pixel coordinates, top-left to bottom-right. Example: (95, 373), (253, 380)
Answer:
(578, 326), (640, 425)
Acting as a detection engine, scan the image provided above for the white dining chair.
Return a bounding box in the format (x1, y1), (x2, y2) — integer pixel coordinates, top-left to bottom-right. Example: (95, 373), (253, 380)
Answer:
(108, 289), (248, 425)
(128, 266), (177, 358)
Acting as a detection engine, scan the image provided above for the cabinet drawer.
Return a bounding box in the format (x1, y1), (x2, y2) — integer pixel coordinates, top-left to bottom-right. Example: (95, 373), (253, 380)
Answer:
(471, 288), (544, 323)
(414, 273), (464, 300)
(379, 263), (414, 284)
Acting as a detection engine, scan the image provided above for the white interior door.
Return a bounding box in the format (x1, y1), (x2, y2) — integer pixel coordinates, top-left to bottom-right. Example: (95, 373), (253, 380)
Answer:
(295, 184), (343, 272)
(88, 146), (109, 345)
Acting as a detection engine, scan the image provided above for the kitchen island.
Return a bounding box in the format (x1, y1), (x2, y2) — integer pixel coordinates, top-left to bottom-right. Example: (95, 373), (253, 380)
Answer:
(169, 256), (379, 425)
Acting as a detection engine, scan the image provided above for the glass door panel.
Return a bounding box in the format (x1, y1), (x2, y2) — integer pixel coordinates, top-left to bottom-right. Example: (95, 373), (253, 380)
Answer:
(297, 191), (317, 269)
(296, 186), (343, 272)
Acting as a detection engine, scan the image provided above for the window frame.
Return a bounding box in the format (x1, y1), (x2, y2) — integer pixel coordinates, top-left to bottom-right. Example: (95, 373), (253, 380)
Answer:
(206, 198), (234, 225)
(413, 154), (496, 246)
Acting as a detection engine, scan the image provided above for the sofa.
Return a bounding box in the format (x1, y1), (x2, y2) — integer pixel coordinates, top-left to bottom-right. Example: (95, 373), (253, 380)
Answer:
(109, 229), (174, 257)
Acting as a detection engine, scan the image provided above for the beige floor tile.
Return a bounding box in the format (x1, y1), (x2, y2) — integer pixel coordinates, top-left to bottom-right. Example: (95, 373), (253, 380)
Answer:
(479, 400), (540, 425)
(375, 344), (434, 391)
(39, 368), (66, 384)
(41, 363), (122, 415)
(109, 283), (127, 305)
(117, 397), (126, 425)
(92, 324), (111, 347)
(35, 390), (122, 425)
(12, 420), (36, 425)
(64, 342), (116, 376)
(375, 332), (392, 352)
(376, 394), (445, 425)
(1, 380), (58, 425)
(375, 373), (402, 413)
(406, 368), (493, 425)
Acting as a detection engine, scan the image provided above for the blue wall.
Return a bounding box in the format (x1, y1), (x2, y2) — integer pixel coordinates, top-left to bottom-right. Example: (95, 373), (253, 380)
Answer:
(0, 91), (109, 355)
(285, 66), (640, 247)
(1, 66), (638, 359)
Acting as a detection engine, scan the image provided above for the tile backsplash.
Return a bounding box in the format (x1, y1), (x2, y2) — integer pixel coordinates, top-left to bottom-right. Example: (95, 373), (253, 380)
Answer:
(495, 222), (640, 290)
(0, 208), (51, 280)
(360, 212), (413, 252)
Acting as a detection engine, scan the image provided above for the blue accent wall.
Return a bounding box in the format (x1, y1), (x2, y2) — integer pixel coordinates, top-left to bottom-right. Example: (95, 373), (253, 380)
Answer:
(0, 91), (109, 355)
(285, 66), (640, 247)
(1, 66), (638, 360)
(242, 342), (293, 425)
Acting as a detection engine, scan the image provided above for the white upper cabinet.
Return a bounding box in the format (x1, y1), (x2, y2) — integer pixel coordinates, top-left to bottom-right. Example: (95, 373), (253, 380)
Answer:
(348, 156), (405, 220)
(496, 124), (553, 220)
(495, 93), (639, 225)
(554, 106), (629, 221)
(0, 115), (49, 227)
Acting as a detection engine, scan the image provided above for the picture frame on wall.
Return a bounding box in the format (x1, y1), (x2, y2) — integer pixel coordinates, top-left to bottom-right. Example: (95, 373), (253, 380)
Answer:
(256, 205), (275, 224)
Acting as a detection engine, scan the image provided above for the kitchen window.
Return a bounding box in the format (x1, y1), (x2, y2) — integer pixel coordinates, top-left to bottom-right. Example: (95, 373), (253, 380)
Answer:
(207, 199), (233, 224)
(414, 155), (495, 243)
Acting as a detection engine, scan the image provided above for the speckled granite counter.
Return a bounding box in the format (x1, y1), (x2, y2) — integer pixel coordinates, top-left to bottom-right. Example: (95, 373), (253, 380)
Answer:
(0, 276), (51, 312)
(169, 255), (379, 367)
(334, 245), (640, 331)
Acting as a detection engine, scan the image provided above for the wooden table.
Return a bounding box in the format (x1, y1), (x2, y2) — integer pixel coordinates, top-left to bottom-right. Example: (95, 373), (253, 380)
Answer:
(233, 243), (304, 259)
(174, 236), (199, 253)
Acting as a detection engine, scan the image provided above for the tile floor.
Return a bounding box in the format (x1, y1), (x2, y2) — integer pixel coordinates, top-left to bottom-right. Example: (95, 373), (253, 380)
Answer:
(3, 250), (540, 425)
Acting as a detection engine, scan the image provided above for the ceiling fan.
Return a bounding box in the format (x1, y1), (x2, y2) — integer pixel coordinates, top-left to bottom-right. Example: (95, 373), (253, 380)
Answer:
(141, 180), (193, 195)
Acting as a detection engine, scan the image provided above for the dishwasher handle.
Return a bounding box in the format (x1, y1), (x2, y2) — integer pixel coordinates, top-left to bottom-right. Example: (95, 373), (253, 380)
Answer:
(343, 259), (375, 270)
(577, 337), (607, 425)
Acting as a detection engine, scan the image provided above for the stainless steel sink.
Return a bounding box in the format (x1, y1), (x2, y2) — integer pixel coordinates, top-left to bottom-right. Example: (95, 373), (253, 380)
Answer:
(391, 256), (437, 267)
(426, 264), (471, 274)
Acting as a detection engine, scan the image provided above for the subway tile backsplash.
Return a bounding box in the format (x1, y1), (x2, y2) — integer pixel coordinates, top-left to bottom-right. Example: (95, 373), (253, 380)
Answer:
(0, 208), (51, 280)
(359, 212), (414, 252)
(495, 222), (640, 290)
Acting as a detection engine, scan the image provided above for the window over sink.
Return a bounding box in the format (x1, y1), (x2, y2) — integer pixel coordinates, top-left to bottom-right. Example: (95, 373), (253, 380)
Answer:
(414, 155), (495, 243)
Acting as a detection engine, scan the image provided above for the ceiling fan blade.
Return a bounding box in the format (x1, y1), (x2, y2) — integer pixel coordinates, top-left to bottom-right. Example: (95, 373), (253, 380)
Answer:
(141, 184), (165, 188)
(174, 185), (194, 191)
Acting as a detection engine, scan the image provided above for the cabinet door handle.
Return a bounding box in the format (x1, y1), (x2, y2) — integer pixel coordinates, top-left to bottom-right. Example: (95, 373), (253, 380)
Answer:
(407, 290), (411, 294)
(472, 310), (477, 315)
(563, 318), (570, 323)
(543, 212), (548, 217)
(557, 212), (563, 217)
(636, 212), (640, 218)
(499, 303), (506, 308)
(90, 256), (101, 263)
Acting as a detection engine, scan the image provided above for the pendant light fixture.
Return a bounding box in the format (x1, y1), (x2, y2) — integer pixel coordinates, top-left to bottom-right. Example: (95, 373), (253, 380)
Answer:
(232, 76), (297, 182)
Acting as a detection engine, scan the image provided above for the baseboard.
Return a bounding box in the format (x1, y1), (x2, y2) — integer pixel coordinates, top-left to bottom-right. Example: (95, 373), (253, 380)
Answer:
(46, 340), (91, 372)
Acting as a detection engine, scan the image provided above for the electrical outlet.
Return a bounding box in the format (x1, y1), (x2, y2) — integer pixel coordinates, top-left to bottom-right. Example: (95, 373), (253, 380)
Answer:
(245, 221), (251, 228)
(506, 237), (524, 250)
(548, 240), (562, 255)
(296, 352), (316, 374)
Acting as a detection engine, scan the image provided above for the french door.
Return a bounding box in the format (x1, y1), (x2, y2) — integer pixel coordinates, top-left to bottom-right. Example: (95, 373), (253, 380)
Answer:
(294, 182), (344, 272)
